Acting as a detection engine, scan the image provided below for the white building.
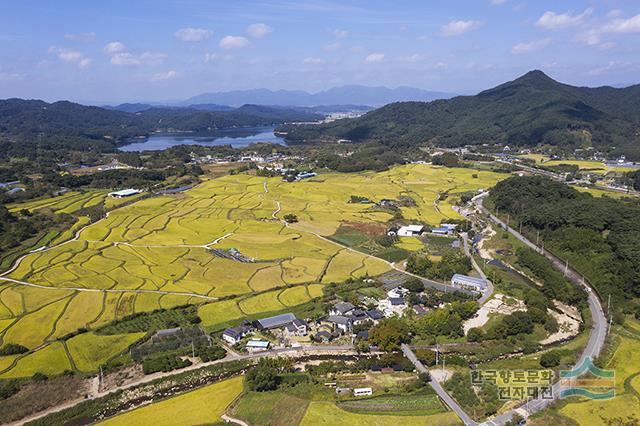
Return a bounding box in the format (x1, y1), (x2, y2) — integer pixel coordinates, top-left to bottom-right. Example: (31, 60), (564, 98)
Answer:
(353, 387), (373, 396)
(397, 225), (424, 237)
(387, 287), (409, 299)
(245, 339), (270, 353)
(451, 274), (487, 293)
(108, 188), (142, 198)
(378, 297), (408, 317)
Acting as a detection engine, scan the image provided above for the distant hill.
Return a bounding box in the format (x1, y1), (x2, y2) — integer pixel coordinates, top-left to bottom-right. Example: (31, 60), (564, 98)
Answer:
(281, 71), (640, 159)
(183, 85), (455, 107)
(104, 103), (154, 113)
(0, 99), (323, 153)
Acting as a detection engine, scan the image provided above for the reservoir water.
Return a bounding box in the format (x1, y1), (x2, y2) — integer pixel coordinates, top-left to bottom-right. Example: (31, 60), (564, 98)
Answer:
(119, 126), (285, 152)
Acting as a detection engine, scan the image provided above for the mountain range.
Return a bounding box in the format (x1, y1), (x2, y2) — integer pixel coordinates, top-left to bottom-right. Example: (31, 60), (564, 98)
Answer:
(180, 85), (455, 107)
(280, 71), (640, 160)
(0, 100), (322, 153)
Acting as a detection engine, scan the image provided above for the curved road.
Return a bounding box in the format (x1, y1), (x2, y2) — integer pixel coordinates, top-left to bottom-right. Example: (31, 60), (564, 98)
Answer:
(473, 193), (607, 425)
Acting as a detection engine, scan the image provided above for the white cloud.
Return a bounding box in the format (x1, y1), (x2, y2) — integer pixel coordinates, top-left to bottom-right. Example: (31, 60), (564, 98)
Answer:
(600, 14), (640, 34)
(0, 71), (23, 81)
(324, 41), (341, 51)
(490, 0), (507, 5)
(586, 61), (632, 76)
(535, 8), (592, 30)
(48, 46), (91, 69)
(331, 29), (348, 38)
(439, 20), (482, 37)
(151, 70), (178, 81)
(246, 23), (272, 38)
(103, 41), (126, 55)
(103, 42), (166, 66)
(511, 38), (552, 54)
(174, 27), (213, 42)
(303, 57), (325, 64)
(577, 13), (640, 48)
(607, 10), (623, 18)
(400, 53), (423, 62)
(364, 53), (385, 63)
(204, 52), (217, 63)
(219, 35), (249, 49)
(78, 58), (92, 69)
(64, 32), (96, 42)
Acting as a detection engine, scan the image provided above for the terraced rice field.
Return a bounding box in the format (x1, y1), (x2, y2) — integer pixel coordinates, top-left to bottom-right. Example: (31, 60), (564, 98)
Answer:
(0, 165), (504, 377)
(6, 189), (139, 215)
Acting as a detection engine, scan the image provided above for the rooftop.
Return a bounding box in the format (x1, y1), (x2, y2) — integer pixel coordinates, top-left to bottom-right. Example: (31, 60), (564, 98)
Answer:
(254, 313), (297, 329)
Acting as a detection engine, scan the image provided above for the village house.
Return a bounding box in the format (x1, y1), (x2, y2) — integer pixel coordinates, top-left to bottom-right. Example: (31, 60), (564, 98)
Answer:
(284, 318), (308, 337)
(323, 315), (352, 333)
(222, 324), (251, 345)
(253, 313), (298, 330)
(330, 302), (355, 317)
(396, 224), (424, 237)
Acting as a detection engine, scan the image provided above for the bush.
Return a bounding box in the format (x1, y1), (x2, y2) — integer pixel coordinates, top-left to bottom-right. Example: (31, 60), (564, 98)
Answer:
(0, 380), (20, 400)
(467, 327), (484, 342)
(283, 214), (298, 223)
(0, 343), (29, 356)
(32, 372), (48, 382)
(540, 351), (561, 367)
(142, 354), (192, 374)
(246, 364), (279, 391)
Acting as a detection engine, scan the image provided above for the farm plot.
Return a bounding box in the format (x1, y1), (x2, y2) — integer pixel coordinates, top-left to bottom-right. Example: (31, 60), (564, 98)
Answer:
(0, 164), (506, 377)
(98, 375), (244, 426)
(301, 401), (461, 426)
(7, 190), (110, 215)
(557, 331), (640, 425)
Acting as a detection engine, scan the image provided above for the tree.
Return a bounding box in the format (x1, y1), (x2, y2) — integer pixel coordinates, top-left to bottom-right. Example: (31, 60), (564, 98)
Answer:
(246, 364), (280, 391)
(540, 351), (561, 367)
(403, 278), (424, 293)
(368, 318), (410, 351)
(467, 327), (484, 342)
(283, 213), (298, 223)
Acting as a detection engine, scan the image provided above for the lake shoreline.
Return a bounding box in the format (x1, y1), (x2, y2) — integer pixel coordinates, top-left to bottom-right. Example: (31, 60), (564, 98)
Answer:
(118, 126), (286, 152)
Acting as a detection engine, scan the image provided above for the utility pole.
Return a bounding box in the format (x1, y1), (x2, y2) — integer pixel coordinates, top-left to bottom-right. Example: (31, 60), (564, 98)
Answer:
(192, 340), (195, 358)
(536, 230), (540, 246)
(564, 259), (569, 276)
(435, 343), (439, 365)
(607, 294), (611, 316)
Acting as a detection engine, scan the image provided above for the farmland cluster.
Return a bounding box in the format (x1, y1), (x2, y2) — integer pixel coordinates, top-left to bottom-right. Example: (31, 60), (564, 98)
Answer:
(0, 164), (503, 378)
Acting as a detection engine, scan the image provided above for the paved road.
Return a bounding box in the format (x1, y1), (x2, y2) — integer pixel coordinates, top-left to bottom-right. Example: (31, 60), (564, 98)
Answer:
(401, 343), (478, 426)
(461, 232), (493, 305)
(473, 193), (607, 425)
(8, 344), (360, 426)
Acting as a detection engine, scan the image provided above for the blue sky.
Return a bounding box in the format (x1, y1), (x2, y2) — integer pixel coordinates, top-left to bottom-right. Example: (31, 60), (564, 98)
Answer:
(0, 0), (639, 103)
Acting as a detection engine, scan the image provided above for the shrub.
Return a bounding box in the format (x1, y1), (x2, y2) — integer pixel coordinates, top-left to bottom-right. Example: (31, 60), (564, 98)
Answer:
(0, 343), (29, 356)
(540, 351), (561, 367)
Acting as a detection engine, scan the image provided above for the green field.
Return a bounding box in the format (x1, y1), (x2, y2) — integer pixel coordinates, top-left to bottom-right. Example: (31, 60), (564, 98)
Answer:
(0, 165), (505, 377)
(231, 390), (310, 426)
(300, 401), (461, 425)
(98, 375), (244, 426)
